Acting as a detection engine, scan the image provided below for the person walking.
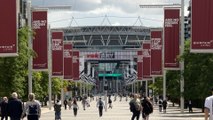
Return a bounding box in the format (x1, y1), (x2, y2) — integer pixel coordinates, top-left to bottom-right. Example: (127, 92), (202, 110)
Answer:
(63, 99), (68, 110)
(162, 100), (167, 113)
(108, 96), (112, 109)
(8, 92), (23, 120)
(71, 98), (79, 117)
(188, 100), (193, 113)
(54, 100), (61, 120)
(141, 97), (153, 120)
(23, 93), (41, 120)
(96, 98), (105, 117)
(0, 97), (8, 120)
(67, 98), (72, 110)
(158, 98), (163, 112)
(204, 88), (213, 120)
(129, 94), (141, 120)
(82, 97), (87, 110)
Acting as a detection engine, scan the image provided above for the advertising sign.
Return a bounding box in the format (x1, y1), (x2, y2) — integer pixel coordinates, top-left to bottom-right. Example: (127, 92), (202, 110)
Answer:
(64, 42), (73, 80)
(72, 50), (80, 80)
(52, 31), (63, 77)
(32, 10), (48, 70)
(0, 0), (18, 56)
(137, 50), (143, 80)
(164, 8), (180, 69)
(143, 42), (152, 79)
(191, 0), (213, 53)
(151, 30), (162, 76)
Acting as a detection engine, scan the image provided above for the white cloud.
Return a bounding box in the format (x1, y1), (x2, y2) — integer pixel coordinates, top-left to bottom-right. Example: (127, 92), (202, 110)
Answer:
(88, 5), (124, 15)
(111, 22), (122, 26)
(32, 0), (190, 28)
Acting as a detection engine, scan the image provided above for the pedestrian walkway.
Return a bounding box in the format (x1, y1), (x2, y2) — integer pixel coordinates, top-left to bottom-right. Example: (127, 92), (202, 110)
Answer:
(27, 97), (204, 120)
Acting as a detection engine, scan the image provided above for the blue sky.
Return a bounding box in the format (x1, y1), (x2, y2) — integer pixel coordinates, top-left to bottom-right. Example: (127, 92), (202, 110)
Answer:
(32, 0), (190, 28)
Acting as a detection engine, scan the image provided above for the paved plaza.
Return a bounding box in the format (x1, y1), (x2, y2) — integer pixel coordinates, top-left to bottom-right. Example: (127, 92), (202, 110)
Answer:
(25, 97), (204, 120)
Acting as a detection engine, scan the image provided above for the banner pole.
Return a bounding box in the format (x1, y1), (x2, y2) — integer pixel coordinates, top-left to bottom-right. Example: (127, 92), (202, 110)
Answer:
(145, 80), (148, 97)
(27, 0), (32, 94)
(48, 25), (52, 110)
(61, 79), (64, 107)
(152, 77), (155, 103)
(180, 0), (185, 113)
(163, 70), (166, 100)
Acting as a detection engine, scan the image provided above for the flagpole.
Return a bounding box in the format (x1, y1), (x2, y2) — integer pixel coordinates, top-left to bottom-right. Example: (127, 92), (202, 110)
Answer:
(180, 0), (185, 113)
(27, 0), (32, 94)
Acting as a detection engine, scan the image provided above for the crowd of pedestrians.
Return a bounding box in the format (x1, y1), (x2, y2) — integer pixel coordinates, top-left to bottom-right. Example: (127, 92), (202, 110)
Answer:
(129, 94), (154, 120)
(1, 91), (212, 120)
(0, 92), (41, 120)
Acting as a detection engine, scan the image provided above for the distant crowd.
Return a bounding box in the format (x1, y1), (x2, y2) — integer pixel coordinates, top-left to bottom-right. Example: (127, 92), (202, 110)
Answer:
(2, 90), (212, 120)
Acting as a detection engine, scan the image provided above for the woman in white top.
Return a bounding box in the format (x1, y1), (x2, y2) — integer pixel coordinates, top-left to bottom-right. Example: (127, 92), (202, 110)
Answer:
(71, 98), (79, 117)
(204, 88), (213, 120)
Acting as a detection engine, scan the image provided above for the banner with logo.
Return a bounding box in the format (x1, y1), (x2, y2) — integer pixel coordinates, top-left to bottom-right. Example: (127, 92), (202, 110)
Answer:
(142, 42), (152, 79)
(32, 9), (48, 70)
(137, 50), (143, 80)
(64, 42), (73, 80)
(0, 0), (18, 56)
(52, 31), (63, 77)
(151, 29), (163, 76)
(164, 8), (180, 69)
(191, 0), (213, 53)
(72, 50), (80, 80)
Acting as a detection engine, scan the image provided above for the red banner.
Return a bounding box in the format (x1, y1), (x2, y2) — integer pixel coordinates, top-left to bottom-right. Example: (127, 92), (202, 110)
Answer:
(164, 8), (180, 69)
(137, 50), (143, 80)
(191, 0), (213, 53)
(151, 30), (163, 76)
(64, 42), (73, 80)
(72, 50), (80, 80)
(0, 0), (18, 56)
(143, 42), (151, 79)
(52, 31), (64, 77)
(32, 10), (48, 70)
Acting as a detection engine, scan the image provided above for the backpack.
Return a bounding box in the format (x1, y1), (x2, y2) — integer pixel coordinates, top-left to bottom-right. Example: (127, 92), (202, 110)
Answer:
(159, 99), (163, 107)
(159, 100), (162, 104)
(143, 101), (153, 114)
(99, 101), (103, 107)
(108, 99), (112, 103)
(28, 104), (38, 115)
(54, 104), (61, 112)
(129, 102), (136, 112)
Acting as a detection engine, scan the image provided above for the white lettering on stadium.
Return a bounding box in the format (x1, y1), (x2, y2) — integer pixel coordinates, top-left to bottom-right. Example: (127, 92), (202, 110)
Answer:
(100, 52), (114, 59)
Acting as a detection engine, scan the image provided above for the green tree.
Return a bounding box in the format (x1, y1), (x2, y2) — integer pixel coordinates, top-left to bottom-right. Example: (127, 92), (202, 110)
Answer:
(0, 26), (33, 98)
(182, 40), (213, 107)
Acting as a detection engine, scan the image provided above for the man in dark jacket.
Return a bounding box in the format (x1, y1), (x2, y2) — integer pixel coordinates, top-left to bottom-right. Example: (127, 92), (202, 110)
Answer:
(141, 97), (153, 120)
(8, 92), (23, 120)
(129, 94), (141, 120)
(0, 97), (8, 120)
(96, 98), (105, 117)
